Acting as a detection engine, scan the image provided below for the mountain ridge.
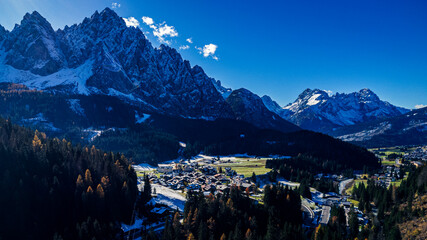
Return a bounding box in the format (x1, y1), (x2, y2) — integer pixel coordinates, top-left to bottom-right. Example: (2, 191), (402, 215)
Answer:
(263, 88), (410, 133)
(329, 106), (427, 147)
(0, 8), (301, 133)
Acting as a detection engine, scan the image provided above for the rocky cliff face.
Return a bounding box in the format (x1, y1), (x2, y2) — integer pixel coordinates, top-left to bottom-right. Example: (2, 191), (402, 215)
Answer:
(0, 8), (234, 119)
(0, 25), (8, 42)
(3, 11), (65, 76)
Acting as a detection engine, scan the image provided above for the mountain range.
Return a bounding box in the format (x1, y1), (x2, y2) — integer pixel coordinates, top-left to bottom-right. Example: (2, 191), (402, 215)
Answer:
(262, 88), (409, 133)
(0, 8), (302, 133)
(329, 106), (427, 147)
(0, 8), (424, 148)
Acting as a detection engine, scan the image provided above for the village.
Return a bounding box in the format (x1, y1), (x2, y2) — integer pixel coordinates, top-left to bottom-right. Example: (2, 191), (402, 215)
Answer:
(121, 145), (427, 239)
(123, 154), (377, 238)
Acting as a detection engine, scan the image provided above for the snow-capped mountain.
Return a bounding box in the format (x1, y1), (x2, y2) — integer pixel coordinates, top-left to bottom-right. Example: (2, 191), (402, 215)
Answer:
(263, 88), (409, 132)
(0, 8), (304, 134)
(329, 106), (427, 147)
(0, 8), (234, 119)
(227, 88), (300, 133)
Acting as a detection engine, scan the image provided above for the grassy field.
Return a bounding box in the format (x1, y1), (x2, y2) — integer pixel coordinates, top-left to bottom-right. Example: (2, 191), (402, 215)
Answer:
(345, 179), (367, 195)
(370, 146), (417, 158)
(136, 170), (161, 178)
(388, 171), (409, 188)
(213, 158), (272, 177)
(348, 198), (360, 207)
(382, 160), (397, 166)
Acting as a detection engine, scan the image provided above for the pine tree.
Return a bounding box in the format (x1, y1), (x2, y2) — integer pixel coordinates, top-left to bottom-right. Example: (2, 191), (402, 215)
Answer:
(187, 233), (195, 240)
(32, 130), (42, 149)
(143, 175), (152, 202)
(244, 228), (252, 240)
(85, 169), (93, 186)
(76, 174), (84, 188)
(96, 184), (105, 198)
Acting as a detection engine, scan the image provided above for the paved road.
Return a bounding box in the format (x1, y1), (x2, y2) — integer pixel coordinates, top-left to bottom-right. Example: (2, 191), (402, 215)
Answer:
(319, 206), (331, 224)
(301, 202), (315, 219)
(339, 179), (354, 195)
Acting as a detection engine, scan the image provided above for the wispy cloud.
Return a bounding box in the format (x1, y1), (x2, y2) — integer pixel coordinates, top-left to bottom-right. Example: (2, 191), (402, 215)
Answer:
(415, 104), (426, 109)
(196, 44), (218, 60)
(123, 17), (139, 28)
(153, 23), (178, 43)
(142, 16), (154, 25)
(139, 16), (217, 60)
(141, 16), (178, 44)
(111, 2), (121, 9)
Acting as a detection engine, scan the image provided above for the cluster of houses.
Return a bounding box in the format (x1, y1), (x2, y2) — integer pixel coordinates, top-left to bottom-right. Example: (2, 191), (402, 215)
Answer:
(405, 146), (427, 161)
(146, 161), (255, 195)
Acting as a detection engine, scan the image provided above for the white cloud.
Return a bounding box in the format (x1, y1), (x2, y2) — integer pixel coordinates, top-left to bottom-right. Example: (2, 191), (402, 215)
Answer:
(415, 104), (426, 109)
(179, 45), (190, 50)
(111, 3), (121, 9)
(141, 16), (178, 44)
(186, 38), (193, 44)
(123, 17), (139, 28)
(142, 16), (154, 26)
(197, 44), (218, 59)
(153, 23), (178, 43)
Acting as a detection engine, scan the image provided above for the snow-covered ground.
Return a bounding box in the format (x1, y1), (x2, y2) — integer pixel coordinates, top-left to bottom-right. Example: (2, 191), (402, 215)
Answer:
(0, 50), (94, 94)
(133, 164), (156, 172)
(82, 128), (104, 142)
(148, 184), (186, 211)
(20, 113), (61, 132)
(338, 122), (392, 141)
(278, 179), (300, 188)
(67, 99), (85, 116)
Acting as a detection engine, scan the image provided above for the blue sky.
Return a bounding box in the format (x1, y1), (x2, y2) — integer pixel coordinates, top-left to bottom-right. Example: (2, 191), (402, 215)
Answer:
(1, 0), (426, 109)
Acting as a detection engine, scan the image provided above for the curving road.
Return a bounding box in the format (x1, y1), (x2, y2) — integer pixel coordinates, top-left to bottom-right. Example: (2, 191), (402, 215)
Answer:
(339, 179), (354, 195)
(301, 202), (315, 219)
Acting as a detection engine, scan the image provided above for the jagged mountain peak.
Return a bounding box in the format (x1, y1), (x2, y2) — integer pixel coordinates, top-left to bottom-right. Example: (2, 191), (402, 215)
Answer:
(17, 11), (55, 34)
(0, 9), (302, 133)
(279, 88), (410, 132)
(0, 8), (237, 120)
(357, 88), (380, 101)
(3, 10), (66, 75)
(299, 88), (329, 98)
(22, 11), (48, 24)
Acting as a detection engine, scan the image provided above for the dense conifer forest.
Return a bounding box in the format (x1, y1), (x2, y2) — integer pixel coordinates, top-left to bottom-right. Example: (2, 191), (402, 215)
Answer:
(153, 185), (304, 240)
(0, 118), (138, 240)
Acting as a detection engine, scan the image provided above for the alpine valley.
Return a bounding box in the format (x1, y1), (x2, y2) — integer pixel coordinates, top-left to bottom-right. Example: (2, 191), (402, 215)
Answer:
(1, 6), (426, 240)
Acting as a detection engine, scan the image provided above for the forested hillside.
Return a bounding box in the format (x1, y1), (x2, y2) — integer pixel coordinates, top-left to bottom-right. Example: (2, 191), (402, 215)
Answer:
(0, 118), (138, 240)
(159, 185), (304, 240)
